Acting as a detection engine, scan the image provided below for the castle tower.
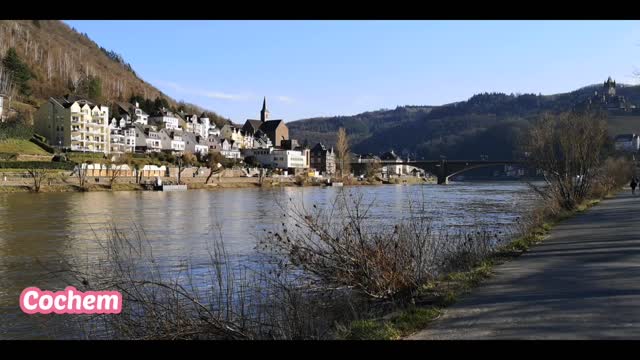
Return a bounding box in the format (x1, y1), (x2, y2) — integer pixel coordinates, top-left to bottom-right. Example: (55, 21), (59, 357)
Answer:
(605, 76), (616, 97)
(260, 96), (269, 122)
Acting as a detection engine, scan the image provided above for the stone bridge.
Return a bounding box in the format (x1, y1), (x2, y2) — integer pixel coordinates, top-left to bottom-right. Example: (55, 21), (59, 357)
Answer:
(352, 159), (526, 184)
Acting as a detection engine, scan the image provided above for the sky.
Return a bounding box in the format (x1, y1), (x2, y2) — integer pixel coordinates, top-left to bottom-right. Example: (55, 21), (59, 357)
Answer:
(64, 20), (640, 123)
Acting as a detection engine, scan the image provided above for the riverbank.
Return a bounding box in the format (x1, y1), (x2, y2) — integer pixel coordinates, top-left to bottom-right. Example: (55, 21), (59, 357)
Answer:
(0, 176), (432, 193)
(336, 193), (611, 340)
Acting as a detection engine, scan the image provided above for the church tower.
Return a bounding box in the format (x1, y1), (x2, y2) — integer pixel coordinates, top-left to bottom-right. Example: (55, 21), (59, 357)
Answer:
(260, 97), (270, 122)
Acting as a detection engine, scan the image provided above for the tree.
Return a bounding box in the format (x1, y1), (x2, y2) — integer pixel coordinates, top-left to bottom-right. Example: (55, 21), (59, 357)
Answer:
(74, 163), (88, 190)
(26, 168), (51, 192)
(365, 161), (381, 180)
(205, 150), (225, 184)
(107, 154), (130, 189)
(0, 65), (15, 118)
(177, 152), (197, 185)
(522, 111), (609, 210)
(336, 127), (350, 179)
(75, 75), (103, 102)
(2, 48), (33, 97)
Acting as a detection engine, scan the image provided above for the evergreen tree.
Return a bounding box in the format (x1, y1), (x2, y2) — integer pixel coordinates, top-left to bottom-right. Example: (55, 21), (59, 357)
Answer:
(2, 48), (33, 97)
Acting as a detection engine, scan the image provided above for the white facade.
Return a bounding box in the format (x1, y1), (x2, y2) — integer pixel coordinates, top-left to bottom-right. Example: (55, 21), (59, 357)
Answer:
(251, 148), (309, 169)
(133, 124), (162, 153)
(220, 139), (241, 159)
(0, 96), (4, 121)
(109, 119), (136, 154)
(160, 129), (186, 153)
(149, 109), (179, 130)
(132, 102), (149, 125)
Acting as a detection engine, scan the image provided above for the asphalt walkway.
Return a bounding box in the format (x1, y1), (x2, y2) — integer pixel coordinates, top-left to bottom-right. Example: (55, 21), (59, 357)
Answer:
(409, 190), (640, 339)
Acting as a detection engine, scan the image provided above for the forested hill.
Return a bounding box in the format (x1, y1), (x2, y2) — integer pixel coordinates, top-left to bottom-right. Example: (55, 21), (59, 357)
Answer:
(288, 84), (640, 160)
(0, 20), (230, 127)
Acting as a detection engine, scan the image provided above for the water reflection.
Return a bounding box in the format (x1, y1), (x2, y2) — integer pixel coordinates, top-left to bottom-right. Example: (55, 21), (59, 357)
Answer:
(0, 182), (538, 339)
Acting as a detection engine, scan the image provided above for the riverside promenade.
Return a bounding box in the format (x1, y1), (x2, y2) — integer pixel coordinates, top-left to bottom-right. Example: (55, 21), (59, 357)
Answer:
(409, 190), (640, 339)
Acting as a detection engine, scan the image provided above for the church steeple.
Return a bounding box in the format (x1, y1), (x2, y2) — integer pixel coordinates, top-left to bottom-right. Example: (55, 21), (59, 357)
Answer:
(260, 96), (269, 122)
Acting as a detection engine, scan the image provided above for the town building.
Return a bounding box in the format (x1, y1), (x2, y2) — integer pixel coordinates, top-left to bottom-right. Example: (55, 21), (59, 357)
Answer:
(116, 101), (149, 125)
(183, 132), (209, 155)
(149, 107), (180, 130)
(614, 134), (640, 152)
(310, 143), (336, 176)
(380, 150), (405, 176)
(159, 128), (186, 153)
(220, 124), (246, 146)
(253, 130), (273, 149)
(109, 118), (136, 154)
(34, 96), (110, 153)
(242, 97), (289, 147)
(247, 147), (310, 173)
(133, 123), (162, 153)
(220, 138), (242, 159)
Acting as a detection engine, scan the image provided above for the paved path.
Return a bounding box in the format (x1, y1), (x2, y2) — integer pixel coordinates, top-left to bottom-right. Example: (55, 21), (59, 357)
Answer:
(409, 190), (640, 339)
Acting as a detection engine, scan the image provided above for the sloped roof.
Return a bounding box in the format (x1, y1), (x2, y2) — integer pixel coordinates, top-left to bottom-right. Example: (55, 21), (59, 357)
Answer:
(244, 119), (263, 133)
(259, 119), (285, 133)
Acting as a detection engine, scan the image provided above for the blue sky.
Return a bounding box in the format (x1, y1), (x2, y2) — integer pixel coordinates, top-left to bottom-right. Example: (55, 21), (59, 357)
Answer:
(65, 20), (640, 123)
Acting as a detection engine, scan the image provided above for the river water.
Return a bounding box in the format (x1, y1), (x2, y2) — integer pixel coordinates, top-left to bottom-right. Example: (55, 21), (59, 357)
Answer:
(0, 182), (539, 339)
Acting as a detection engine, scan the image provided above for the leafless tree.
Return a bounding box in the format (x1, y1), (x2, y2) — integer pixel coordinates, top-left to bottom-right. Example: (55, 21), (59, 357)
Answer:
(74, 163), (88, 190)
(106, 154), (130, 189)
(336, 127), (350, 179)
(205, 150), (225, 184)
(522, 111), (609, 210)
(0, 65), (15, 120)
(26, 168), (51, 192)
(177, 151), (197, 185)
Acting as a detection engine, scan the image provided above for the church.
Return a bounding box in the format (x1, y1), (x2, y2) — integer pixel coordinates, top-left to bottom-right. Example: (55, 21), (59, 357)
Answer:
(242, 97), (289, 147)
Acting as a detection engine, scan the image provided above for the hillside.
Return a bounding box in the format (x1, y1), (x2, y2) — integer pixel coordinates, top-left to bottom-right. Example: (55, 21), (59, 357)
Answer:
(0, 20), (230, 127)
(289, 84), (640, 160)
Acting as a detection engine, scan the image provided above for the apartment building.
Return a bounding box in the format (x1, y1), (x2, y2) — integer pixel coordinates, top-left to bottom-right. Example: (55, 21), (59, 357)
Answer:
(34, 96), (110, 153)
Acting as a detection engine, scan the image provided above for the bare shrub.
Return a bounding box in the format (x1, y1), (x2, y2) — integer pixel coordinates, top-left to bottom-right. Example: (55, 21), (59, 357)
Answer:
(523, 111), (609, 210)
(55, 224), (354, 340)
(259, 190), (511, 302)
(26, 168), (50, 192)
(591, 156), (634, 198)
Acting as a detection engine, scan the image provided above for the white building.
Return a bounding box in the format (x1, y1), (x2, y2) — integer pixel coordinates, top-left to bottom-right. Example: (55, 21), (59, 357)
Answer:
(0, 95), (4, 121)
(117, 101), (148, 125)
(249, 148), (310, 170)
(109, 118), (136, 154)
(184, 132), (209, 155)
(160, 128), (186, 153)
(220, 138), (241, 159)
(149, 107), (180, 130)
(133, 124), (162, 153)
(34, 97), (110, 153)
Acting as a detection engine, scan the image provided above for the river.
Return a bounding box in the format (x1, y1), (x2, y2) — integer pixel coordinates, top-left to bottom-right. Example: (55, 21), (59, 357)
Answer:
(0, 181), (539, 339)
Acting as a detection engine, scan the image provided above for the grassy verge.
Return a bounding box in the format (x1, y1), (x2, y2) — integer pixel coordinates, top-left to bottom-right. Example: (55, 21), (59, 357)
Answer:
(337, 196), (605, 340)
(0, 139), (51, 156)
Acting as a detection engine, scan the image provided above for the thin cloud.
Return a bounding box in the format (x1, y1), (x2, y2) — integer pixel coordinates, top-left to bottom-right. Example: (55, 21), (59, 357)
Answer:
(204, 91), (248, 100)
(276, 95), (294, 104)
(156, 80), (248, 101)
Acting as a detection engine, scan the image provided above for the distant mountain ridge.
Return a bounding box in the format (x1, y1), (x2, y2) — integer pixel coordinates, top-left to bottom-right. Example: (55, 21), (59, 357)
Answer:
(288, 81), (640, 160)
